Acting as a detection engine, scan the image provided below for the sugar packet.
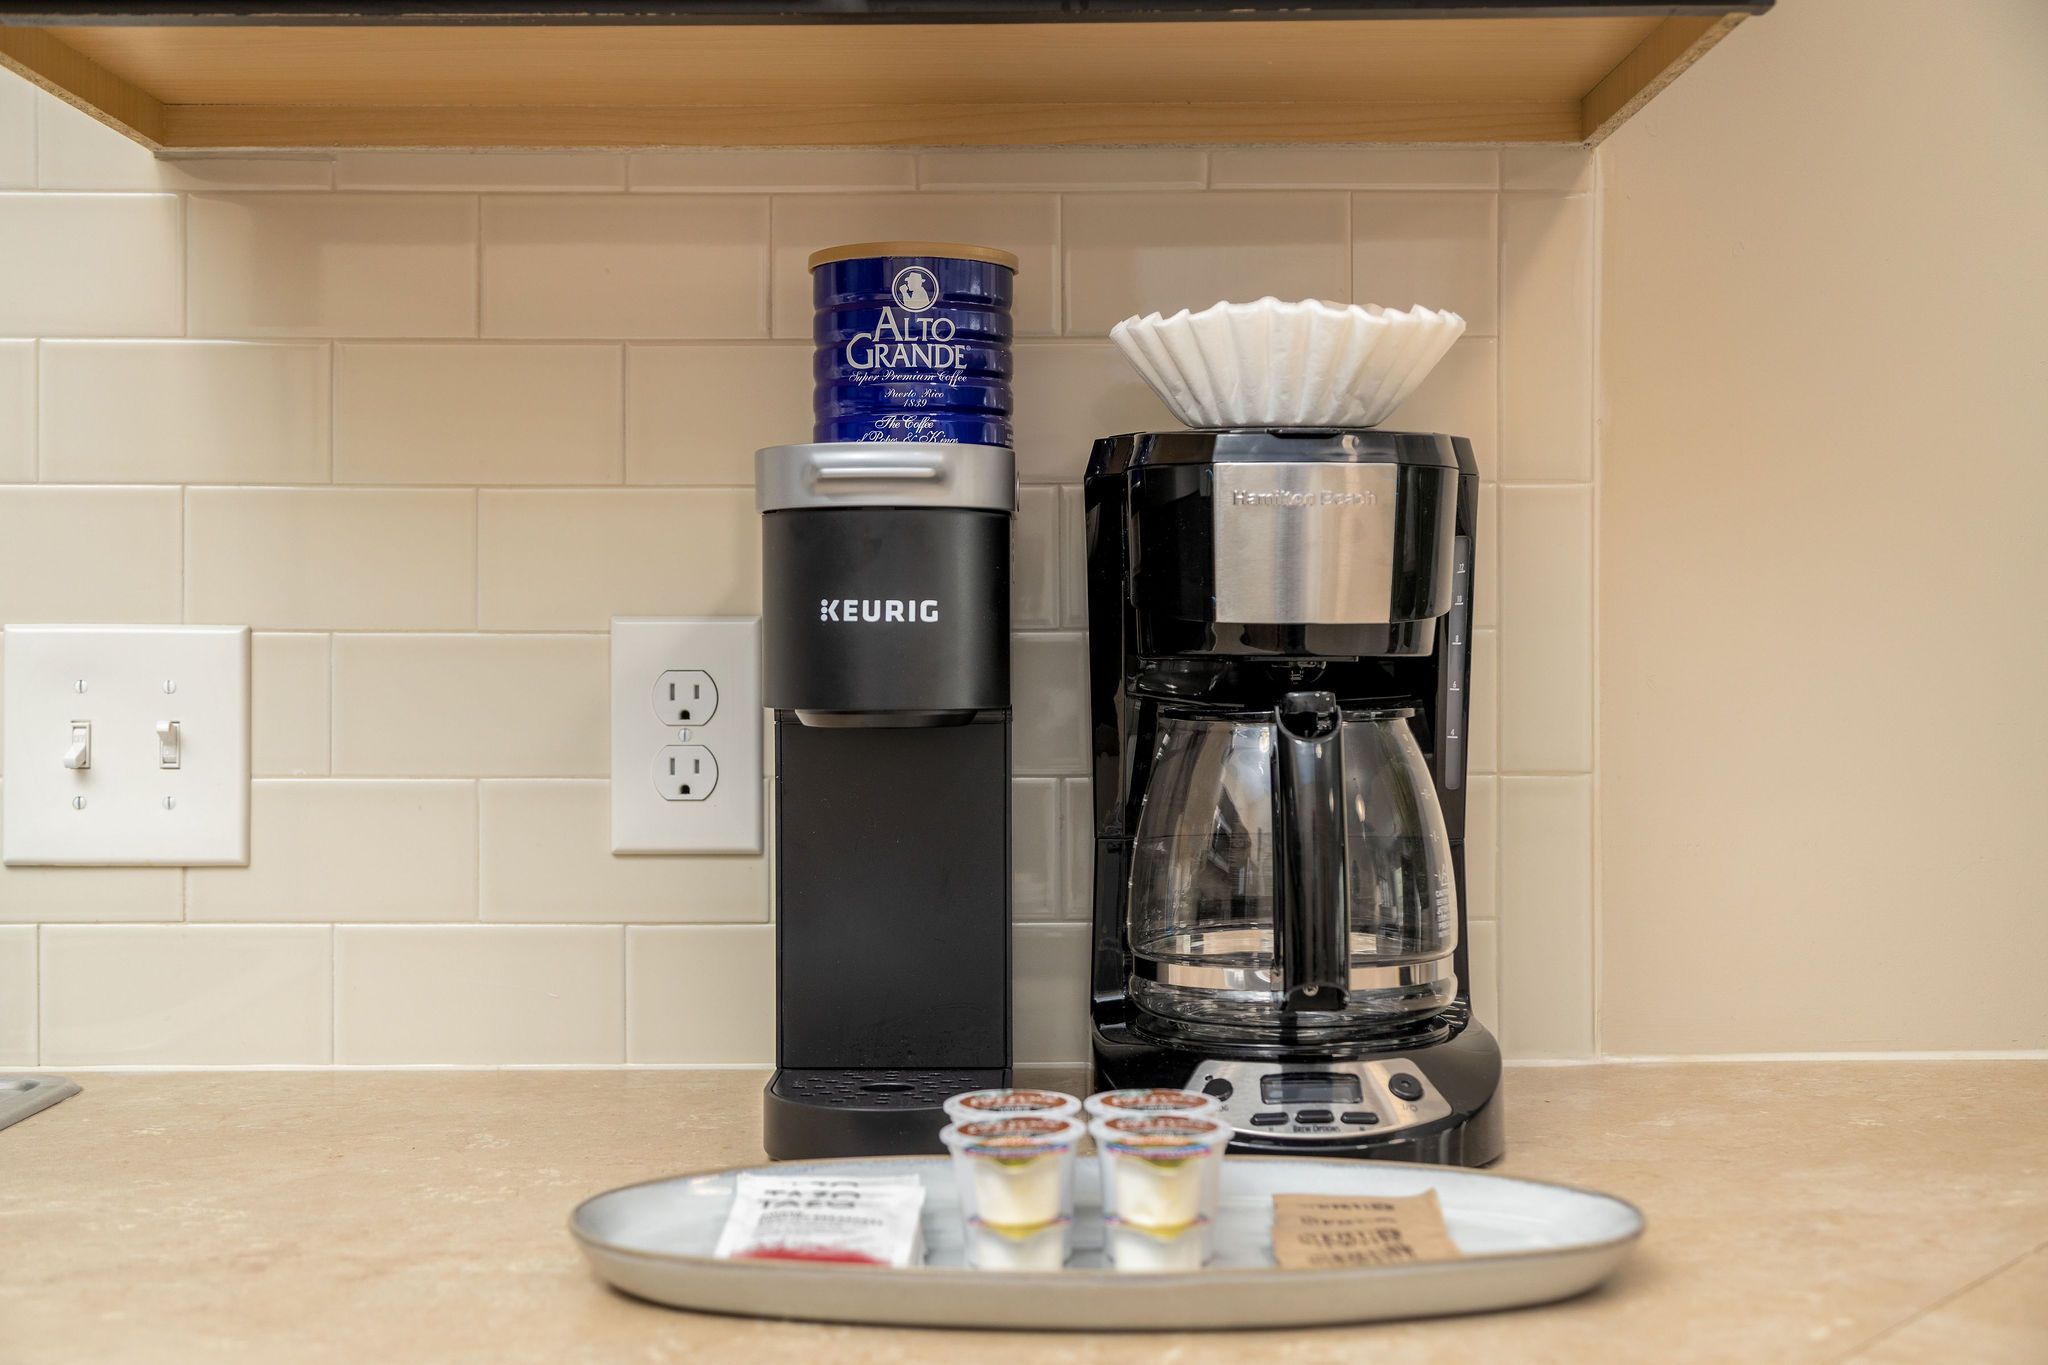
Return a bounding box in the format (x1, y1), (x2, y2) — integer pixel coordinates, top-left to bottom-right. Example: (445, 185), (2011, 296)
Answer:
(712, 1172), (927, 1268)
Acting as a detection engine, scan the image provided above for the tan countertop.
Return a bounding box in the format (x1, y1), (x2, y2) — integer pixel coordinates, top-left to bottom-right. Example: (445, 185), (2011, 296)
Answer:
(3, 1063), (2045, 1364)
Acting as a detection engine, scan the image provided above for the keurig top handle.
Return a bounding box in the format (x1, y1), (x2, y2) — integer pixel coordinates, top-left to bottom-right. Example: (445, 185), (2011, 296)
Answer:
(757, 442), (1016, 514)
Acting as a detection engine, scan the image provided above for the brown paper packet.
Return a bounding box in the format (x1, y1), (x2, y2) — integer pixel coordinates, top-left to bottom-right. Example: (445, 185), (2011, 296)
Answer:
(1270, 1190), (1463, 1270)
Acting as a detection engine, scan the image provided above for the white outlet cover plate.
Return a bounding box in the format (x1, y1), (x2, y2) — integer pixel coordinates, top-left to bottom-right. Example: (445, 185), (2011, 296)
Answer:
(611, 617), (762, 855)
(3, 625), (251, 867)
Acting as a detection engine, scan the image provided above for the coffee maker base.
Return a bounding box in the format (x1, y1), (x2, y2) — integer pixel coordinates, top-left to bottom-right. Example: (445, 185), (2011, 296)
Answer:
(1092, 1016), (1503, 1167)
(763, 1066), (1010, 1160)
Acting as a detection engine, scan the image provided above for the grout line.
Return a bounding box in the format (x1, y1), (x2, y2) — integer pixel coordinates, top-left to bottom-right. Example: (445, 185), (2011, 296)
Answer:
(327, 341), (337, 483)
(470, 194), (483, 340)
(329, 922), (338, 1064)
(613, 342), (627, 485)
(28, 337), (38, 482)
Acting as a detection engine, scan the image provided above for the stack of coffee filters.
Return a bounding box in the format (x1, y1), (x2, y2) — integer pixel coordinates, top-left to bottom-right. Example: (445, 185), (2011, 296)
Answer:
(939, 1090), (1086, 1270)
(1109, 296), (1465, 429)
(1086, 1089), (1230, 1271)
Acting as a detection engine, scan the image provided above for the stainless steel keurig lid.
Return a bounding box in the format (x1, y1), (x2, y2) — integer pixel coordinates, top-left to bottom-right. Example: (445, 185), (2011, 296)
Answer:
(755, 442), (1016, 513)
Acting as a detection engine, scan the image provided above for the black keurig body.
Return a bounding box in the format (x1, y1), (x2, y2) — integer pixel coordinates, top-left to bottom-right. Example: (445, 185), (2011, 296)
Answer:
(757, 442), (1014, 1159)
(1085, 428), (1504, 1166)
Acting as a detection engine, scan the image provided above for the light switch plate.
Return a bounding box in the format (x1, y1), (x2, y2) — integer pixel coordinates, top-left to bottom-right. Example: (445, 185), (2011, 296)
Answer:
(3, 625), (251, 866)
(611, 617), (762, 855)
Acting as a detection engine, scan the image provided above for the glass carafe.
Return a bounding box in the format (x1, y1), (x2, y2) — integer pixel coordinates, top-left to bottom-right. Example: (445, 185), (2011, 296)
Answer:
(1126, 691), (1457, 1042)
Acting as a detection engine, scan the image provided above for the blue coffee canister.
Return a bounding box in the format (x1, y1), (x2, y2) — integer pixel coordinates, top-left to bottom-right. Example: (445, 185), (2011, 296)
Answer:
(811, 241), (1017, 446)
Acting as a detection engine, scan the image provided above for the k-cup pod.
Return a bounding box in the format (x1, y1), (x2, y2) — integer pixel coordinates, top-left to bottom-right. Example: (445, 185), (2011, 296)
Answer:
(1104, 1217), (1212, 1273)
(939, 1114), (1085, 1230)
(965, 1217), (1071, 1271)
(1090, 1114), (1229, 1232)
(1083, 1088), (1222, 1121)
(944, 1088), (1083, 1125)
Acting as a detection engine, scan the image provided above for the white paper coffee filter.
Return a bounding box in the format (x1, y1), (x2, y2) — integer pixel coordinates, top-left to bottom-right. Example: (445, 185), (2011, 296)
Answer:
(1108, 297), (1466, 429)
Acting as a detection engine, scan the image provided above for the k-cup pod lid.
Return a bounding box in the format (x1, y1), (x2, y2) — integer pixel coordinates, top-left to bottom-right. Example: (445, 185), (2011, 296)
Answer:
(941, 1115), (1086, 1154)
(1090, 1113), (1230, 1152)
(1084, 1088), (1222, 1119)
(809, 240), (1020, 271)
(945, 1089), (1083, 1123)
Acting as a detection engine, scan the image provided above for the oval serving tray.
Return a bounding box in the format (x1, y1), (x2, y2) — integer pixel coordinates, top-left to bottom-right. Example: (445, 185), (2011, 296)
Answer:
(571, 1155), (1644, 1331)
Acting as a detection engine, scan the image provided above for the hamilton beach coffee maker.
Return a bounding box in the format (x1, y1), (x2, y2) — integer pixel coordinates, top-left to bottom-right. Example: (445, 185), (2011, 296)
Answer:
(1086, 427), (1503, 1165)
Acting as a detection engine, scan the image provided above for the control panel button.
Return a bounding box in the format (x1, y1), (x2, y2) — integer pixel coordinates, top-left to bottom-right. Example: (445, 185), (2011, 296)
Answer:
(1387, 1072), (1426, 1103)
(1249, 1111), (1289, 1127)
(1293, 1108), (1335, 1125)
(1341, 1110), (1379, 1126)
(1201, 1078), (1234, 1101)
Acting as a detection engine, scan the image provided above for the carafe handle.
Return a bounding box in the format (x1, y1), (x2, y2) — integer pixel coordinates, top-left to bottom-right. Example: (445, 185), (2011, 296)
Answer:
(1272, 691), (1351, 1013)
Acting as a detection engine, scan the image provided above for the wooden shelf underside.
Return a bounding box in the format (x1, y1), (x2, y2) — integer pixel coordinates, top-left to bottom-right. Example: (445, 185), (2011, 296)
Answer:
(0, 13), (1748, 154)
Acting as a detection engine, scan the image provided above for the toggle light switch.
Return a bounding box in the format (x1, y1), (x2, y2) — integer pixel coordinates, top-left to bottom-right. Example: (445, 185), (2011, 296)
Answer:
(63, 722), (92, 770)
(156, 720), (181, 769)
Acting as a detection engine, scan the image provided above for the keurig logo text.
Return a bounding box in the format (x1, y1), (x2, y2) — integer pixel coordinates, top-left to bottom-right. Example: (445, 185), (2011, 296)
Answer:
(818, 598), (940, 623)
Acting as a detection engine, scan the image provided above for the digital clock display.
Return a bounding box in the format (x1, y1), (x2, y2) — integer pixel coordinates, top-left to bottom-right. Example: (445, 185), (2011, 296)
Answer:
(1259, 1071), (1364, 1106)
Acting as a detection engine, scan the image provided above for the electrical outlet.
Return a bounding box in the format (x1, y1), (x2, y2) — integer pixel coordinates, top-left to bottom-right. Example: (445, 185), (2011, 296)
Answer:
(654, 744), (717, 801)
(655, 670), (717, 727)
(611, 618), (760, 854)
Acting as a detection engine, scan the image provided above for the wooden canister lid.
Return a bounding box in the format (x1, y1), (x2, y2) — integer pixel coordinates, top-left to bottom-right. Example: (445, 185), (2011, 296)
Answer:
(808, 241), (1020, 271)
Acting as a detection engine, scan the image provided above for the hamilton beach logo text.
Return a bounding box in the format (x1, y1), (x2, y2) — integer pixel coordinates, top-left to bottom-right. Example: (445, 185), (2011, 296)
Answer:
(820, 598), (941, 623)
(1230, 488), (1376, 507)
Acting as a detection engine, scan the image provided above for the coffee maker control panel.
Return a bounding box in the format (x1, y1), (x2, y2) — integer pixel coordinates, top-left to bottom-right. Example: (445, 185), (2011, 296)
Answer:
(1186, 1059), (1453, 1142)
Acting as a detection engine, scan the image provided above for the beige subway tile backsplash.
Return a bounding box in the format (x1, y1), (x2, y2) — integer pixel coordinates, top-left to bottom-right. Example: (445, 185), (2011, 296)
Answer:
(0, 139), (1592, 1071)
(251, 633), (330, 776)
(1013, 776), (1059, 922)
(0, 925), (33, 1064)
(0, 786), (182, 921)
(1352, 191), (1498, 335)
(1468, 628), (1498, 777)
(1010, 341), (1178, 484)
(625, 344), (811, 486)
(1011, 632), (1089, 776)
(187, 780), (476, 922)
(335, 151), (625, 193)
(630, 149), (916, 193)
(186, 193), (478, 338)
(40, 924), (332, 1065)
(39, 341), (331, 484)
(1012, 486), (1059, 629)
(1062, 192), (1350, 336)
(770, 194), (1059, 338)
(627, 925), (774, 1064)
(1498, 776), (1593, 1058)
(479, 780), (767, 923)
(333, 634), (607, 778)
(0, 77), (32, 190)
(918, 149), (1205, 192)
(1501, 192), (1594, 481)
(1501, 146), (1595, 195)
(1061, 777), (1092, 922)
(184, 488), (476, 631)
(1210, 146), (1498, 191)
(1465, 918), (1500, 1037)
(37, 94), (331, 193)
(1465, 775), (1498, 923)
(477, 489), (759, 631)
(336, 343), (622, 486)
(0, 486), (182, 623)
(482, 195), (769, 339)
(335, 924), (623, 1064)
(1014, 922), (1089, 1064)
(1384, 336), (1496, 481)
(0, 193), (183, 336)
(1499, 485), (1593, 774)
(0, 340), (32, 480)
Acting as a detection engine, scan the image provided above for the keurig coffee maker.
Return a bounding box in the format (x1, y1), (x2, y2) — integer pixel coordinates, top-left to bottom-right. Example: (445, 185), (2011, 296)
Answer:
(758, 442), (1015, 1159)
(1084, 427), (1503, 1165)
